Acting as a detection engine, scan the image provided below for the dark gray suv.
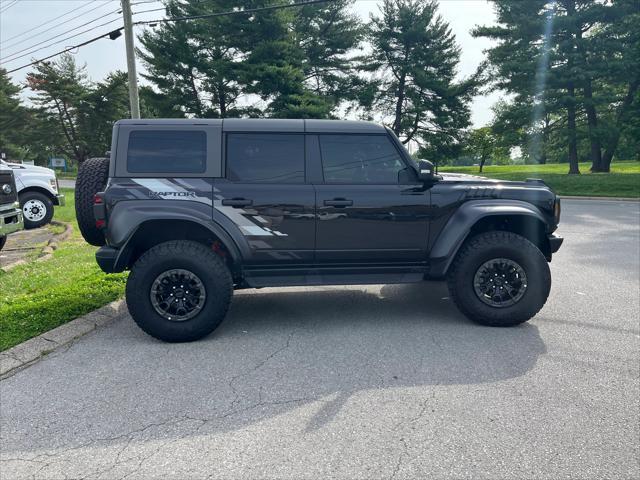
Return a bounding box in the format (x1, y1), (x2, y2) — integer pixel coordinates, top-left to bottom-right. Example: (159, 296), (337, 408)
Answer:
(76, 119), (562, 342)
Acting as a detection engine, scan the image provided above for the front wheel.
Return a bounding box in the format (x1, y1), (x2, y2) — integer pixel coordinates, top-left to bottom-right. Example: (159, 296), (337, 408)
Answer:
(0, 235), (6, 251)
(20, 191), (54, 229)
(126, 240), (233, 342)
(447, 231), (551, 327)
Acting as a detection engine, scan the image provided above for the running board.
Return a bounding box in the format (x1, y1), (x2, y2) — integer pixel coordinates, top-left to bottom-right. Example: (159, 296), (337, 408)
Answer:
(242, 265), (428, 288)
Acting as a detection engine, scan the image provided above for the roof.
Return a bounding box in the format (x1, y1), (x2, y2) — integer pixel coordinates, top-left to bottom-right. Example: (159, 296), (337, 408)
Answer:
(114, 118), (386, 134)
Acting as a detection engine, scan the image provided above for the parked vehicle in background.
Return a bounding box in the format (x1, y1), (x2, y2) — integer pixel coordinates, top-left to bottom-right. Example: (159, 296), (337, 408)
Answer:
(0, 166), (24, 251)
(0, 160), (65, 229)
(75, 118), (563, 343)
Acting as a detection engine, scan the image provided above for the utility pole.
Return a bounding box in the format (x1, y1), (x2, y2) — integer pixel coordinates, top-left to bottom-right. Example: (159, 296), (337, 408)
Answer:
(121, 0), (140, 119)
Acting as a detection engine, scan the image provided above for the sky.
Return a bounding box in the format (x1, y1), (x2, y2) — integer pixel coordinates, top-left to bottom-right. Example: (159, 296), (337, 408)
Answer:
(0, 0), (502, 127)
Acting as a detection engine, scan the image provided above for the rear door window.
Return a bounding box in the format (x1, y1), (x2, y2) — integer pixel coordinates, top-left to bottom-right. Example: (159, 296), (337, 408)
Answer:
(226, 134), (305, 183)
(127, 130), (207, 174)
(319, 134), (407, 184)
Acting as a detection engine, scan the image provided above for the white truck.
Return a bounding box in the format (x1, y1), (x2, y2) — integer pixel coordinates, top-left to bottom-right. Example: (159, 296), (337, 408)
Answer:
(0, 160), (65, 229)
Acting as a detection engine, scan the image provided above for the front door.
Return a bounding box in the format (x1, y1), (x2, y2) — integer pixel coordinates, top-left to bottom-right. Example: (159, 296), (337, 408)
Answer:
(314, 133), (429, 263)
(214, 133), (315, 265)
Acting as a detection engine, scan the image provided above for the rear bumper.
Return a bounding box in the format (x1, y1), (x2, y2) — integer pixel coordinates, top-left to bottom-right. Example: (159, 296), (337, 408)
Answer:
(548, 234), (563, 253)
(96, 246), (120, 273)
(0, 203), (24, 236)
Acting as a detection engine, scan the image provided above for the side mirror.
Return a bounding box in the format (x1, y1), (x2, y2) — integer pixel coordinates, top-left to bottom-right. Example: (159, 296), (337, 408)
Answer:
(417, 159), (437, 182)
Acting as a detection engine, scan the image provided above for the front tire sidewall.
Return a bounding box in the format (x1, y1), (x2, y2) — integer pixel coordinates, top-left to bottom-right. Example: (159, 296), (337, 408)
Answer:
(126, 242), (232, 342)
(449, 233), (551, 327)
(20, 192), (54, 229)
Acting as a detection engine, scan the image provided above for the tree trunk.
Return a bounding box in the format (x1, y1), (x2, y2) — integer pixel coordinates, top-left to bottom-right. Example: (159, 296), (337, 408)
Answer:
(584, 80), (603, 171)
(566, 83), (580, 174)
(392, 73), (406, 137)
(479, 156), (487, 173)
(602, 76), (640, 171)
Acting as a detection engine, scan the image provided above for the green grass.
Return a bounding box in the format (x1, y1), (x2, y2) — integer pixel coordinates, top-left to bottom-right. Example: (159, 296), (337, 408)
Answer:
(439, 161), (640, 198)
(0, 188), (127, 351)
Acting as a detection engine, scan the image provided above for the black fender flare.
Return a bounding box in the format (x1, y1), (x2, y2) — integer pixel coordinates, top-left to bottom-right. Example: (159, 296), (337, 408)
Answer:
(106, 200), (251, 272)
(428, 199), (549, 278)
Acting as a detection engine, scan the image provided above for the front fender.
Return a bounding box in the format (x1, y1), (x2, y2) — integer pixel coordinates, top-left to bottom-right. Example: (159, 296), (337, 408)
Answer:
(428, 200), (549, 278)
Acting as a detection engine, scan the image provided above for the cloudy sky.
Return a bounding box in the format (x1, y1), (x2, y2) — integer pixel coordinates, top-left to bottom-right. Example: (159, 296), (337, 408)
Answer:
(0, 0), (502, 127)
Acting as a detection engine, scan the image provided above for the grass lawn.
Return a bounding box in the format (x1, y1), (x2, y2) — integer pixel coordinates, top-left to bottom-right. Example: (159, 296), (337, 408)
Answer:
(440, 161), (640, 198)
(0, 188), (127, 351)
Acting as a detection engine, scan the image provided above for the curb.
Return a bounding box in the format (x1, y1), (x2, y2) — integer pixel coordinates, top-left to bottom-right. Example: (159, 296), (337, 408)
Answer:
(560, 195), (639, 202)
(0, 300), (126, 380)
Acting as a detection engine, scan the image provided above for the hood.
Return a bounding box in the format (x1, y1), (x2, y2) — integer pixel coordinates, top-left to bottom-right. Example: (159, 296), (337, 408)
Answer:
(2, 161), (56, 176)
(439, 172), (502, 183)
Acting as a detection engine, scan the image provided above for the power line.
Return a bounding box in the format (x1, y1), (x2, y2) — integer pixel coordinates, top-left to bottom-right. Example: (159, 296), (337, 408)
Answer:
(1, 2), (117, 51)
(0, 0), (19, 14)
(135, 0), (334, 26)
(0, 0), (100, 44)
(5, 0), (335, 74)
(1, 15), (122, 64)
(6, 27), (123, 74)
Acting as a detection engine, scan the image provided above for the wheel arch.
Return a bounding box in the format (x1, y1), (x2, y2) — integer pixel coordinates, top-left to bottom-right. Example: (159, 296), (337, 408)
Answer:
(105, 200), (247, 278)
(428, 200), (551, 278)
(19, 186), (57, 204)
(114, 218), (243, 277)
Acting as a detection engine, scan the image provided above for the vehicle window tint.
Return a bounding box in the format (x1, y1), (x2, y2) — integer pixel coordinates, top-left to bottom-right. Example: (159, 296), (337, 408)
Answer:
(226, 134), (304, 183)
(319, 135), (407, 184)
(127, 130), (206, 173)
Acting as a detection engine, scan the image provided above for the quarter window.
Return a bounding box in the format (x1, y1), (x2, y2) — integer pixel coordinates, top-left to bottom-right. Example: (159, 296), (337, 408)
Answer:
(127, 130), (207, 173)
(226, 134), (304, 183)
(319, 134), (407, 184)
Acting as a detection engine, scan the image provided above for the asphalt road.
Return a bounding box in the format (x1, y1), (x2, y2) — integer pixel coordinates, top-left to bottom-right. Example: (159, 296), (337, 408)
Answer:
(1, 199), (639, 479)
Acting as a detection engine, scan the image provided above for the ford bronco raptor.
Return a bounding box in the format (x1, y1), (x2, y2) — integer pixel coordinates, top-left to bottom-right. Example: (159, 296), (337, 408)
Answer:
(75, 119), (563, 342)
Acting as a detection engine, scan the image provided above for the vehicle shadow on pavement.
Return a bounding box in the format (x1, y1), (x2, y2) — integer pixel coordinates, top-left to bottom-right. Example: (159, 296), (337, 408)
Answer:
(0, 282), (547, 461)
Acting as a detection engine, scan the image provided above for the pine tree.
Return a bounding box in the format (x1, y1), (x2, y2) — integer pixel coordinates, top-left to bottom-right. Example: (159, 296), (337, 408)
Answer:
(26, 54), (89, 165)
(363, 0), (478, 161)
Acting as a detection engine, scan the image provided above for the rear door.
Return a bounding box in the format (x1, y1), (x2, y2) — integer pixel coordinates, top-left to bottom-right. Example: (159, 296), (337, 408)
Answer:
(213, 132), (315, 266)
(314, 133), (429, 263)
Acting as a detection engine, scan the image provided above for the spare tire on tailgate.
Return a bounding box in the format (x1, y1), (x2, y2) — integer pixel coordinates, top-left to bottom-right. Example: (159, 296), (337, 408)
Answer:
(75, 157), (109, 246)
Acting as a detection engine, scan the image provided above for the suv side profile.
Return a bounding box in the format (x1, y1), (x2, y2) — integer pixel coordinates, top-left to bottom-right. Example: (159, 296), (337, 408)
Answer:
(76, 119), (563, 342)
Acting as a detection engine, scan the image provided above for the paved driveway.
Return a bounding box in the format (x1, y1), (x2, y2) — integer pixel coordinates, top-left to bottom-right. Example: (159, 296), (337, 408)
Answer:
(1, 200), (638, 479)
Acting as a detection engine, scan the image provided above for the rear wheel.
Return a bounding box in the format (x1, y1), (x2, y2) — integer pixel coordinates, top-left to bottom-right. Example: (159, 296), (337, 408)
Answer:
(20, 191), (54, 229)
(75, 157), (109, 246)
(447, 231), (551, 327)
(126, 240), (233, 342)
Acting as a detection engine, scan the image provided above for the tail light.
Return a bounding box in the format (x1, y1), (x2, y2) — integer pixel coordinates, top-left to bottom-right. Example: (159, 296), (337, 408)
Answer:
(554, 198), (561, 224)
(94, 193), (106, 229)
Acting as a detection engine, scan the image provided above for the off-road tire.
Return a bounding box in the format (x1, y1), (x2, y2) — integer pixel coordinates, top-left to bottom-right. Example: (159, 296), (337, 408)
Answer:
(75, 157), (109, 246)
(447, 231), (551, 327)
(20, 191), (54, 229)
(0, 235), (6, 251)
(126, 240), (233, 342)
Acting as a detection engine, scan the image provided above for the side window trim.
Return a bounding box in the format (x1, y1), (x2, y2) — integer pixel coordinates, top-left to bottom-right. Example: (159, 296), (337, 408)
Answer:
(224, 132), (307, 184)
(317, 133), (416, 185)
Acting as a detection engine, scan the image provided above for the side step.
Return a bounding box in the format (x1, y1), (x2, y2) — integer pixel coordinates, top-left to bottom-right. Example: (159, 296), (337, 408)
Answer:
(242, 265), (428, 288)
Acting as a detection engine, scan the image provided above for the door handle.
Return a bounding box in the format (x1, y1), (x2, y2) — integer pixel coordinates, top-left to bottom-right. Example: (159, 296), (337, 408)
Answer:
(222, 198), (253, 207)
(324, 198), (353, 207)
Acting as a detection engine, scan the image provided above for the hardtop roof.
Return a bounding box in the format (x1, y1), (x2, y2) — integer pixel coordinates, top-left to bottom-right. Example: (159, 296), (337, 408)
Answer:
(114, 118), (386, 134)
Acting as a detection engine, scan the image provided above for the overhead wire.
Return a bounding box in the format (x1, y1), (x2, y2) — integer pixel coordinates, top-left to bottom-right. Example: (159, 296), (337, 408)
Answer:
(4, 0), (335, 74)
(1, 13), (122, 63)
(1, 0), (102, 44)
(0, 0), (19, 14)
(1, 2), (118, 52)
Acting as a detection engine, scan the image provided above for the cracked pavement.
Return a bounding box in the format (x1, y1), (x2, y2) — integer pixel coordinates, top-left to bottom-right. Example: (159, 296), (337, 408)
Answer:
(1, 199), (639, 479)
